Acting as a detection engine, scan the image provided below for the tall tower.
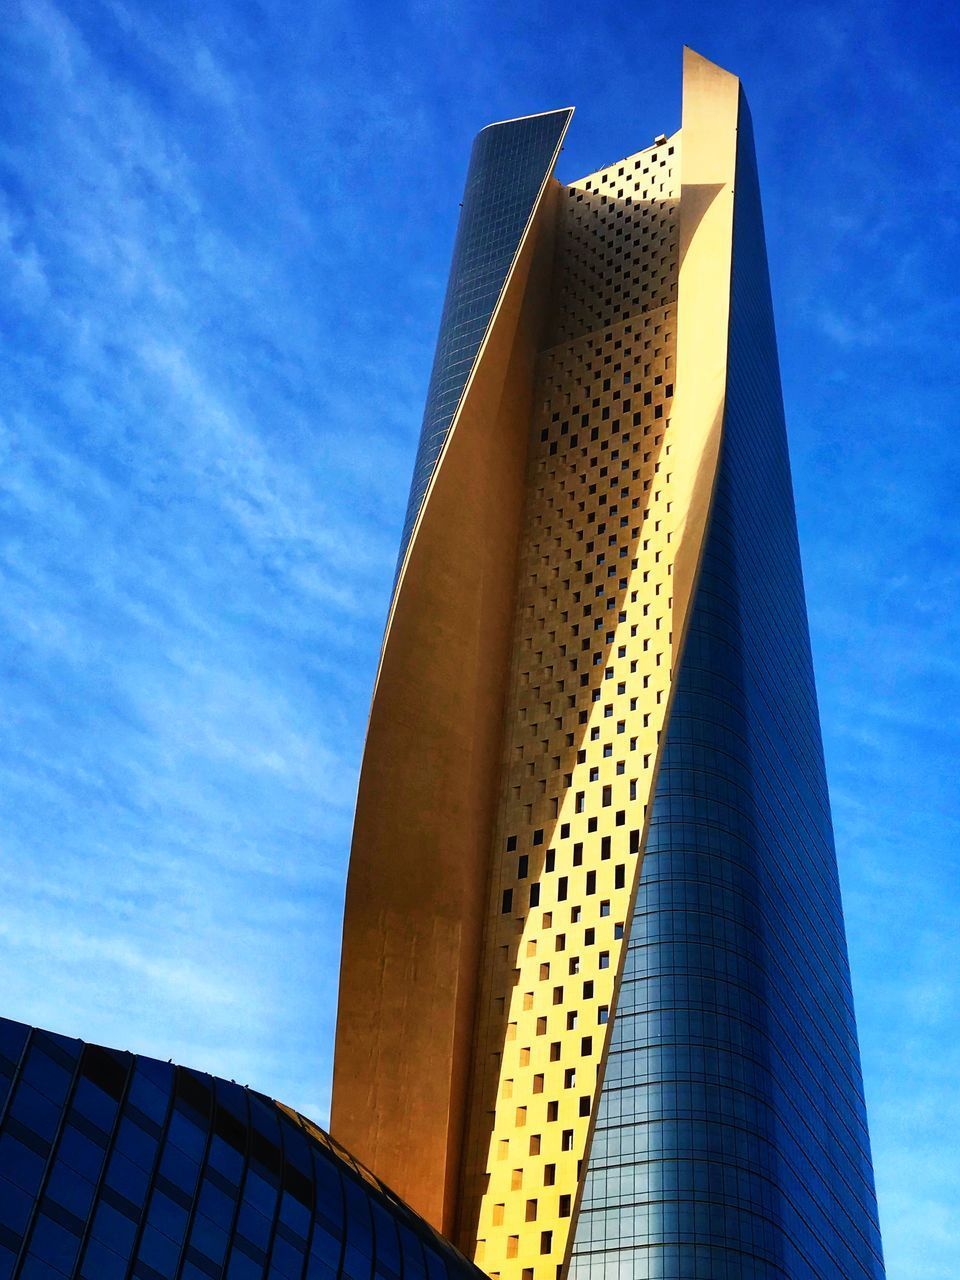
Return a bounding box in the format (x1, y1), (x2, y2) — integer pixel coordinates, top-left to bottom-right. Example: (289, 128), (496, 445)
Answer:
(332, 49), (886, 1280)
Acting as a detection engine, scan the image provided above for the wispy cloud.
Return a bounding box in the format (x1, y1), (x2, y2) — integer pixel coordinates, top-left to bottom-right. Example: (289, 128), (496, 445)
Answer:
(0, 3), (958, 1275)
(0, 0), (417, 1123)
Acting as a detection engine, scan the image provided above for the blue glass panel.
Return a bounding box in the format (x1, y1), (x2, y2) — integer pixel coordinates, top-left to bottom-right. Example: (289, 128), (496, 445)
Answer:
(0, 1071), (13, 1117)
(145, 1187), (191, 1240)
(45, 1159), (97, 1220)
(397, 1224), (427, 1278)
(395, 109), (571, 575)
(158, 1140), (201, 1195)
(0, 1132), (46, 1195)
(422, 1245), (448, 1280)
(269, 1230), (306, 1278)
(23, 1211), (82, 1275)
(311, 1150), (344, 1232)
(208, 1132), (245, 1186)
(88, 1199), (139, 1257)
(370, 1199), (402, 1279)
(242, 1167), (278, 1218)
(279, 1189), (310, 1239)
(306, 1257), (338, 1280)
(127, 1059), (174, 1125)
(227, 1249), (264, 1280)
(9, 1080), (62, 1142)
(57, 1126), (108, 1182)
(183, 1262), (218, 1280)
(138, 1220), (183, 1275)
(189, 1209), (231, 1266)
(310, 1220), (343, 1270)
(168, 1107), (208, 1162)
(281, 1119), (313, 1182)
(104, 1145), (153, 1204)
(0, 1021), (28, 1067)
(196, 1173), (236, 1223)
(0, 1172), (33, 1233)
(71, 1076), (119, 1132)
(235, 1200), (273, 1252)
(0, 1017), (486, 1280)
(79, 1234), (129, 1280)
(23, 1043), (76, 1108)
(341, 1173), (374, 1280)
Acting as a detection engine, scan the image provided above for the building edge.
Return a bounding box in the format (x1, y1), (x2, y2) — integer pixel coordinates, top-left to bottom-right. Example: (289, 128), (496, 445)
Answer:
(0, 1014), (486, 1279)
(330, 119), (569, 1236)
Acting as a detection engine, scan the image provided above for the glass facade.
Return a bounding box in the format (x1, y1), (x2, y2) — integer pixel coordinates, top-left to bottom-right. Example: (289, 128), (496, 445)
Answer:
(0, 1016), (486, 1280)
(569, 94), (886, 1279)
(395, 108), (571, 575)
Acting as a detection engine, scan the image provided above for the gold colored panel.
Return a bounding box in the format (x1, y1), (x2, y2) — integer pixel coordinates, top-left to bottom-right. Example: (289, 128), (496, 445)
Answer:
(669, 47), (740, 663)
(458, 139), (683, 1279)
(330, 179), (561, 1236)
(457, 50), (742, 1280)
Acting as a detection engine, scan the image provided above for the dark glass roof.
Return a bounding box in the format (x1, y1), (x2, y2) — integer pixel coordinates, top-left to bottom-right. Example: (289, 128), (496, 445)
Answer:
(0, 1015), (486, 1279)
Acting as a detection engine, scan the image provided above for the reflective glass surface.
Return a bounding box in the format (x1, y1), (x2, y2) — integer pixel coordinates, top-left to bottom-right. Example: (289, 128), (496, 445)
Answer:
(0, 1018), (484, 1280)
(570, 93), (886, 1279)
(395, 109), (571, 577)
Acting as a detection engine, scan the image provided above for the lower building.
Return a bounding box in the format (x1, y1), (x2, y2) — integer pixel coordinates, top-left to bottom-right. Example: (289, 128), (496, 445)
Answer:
(0, 1016), (485, 1280)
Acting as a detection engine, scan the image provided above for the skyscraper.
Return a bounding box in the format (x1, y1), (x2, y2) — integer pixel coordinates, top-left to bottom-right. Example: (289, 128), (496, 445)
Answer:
(332, 48), (885, 1280)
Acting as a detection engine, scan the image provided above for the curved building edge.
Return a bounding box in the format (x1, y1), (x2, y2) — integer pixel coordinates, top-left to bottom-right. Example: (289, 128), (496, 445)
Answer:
(393, 108), (574, 585)
(331, 111), (569, 1236)
(0, 1013), (486, 1280)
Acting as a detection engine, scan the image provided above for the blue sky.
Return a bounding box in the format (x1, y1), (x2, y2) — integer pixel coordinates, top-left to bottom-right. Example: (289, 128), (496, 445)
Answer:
(0, 1), (957, 1275)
